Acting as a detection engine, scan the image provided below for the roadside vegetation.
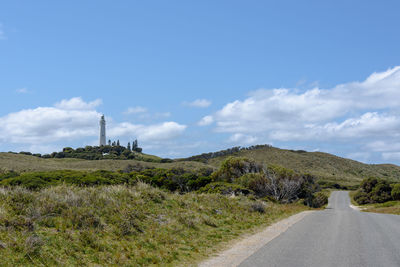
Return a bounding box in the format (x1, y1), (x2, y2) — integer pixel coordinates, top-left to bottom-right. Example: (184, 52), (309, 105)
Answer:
(0, 183), (308, 266)
(0, 156), (327, 208)
(0, 155), (330, 265)
(351, 177), (400, 215)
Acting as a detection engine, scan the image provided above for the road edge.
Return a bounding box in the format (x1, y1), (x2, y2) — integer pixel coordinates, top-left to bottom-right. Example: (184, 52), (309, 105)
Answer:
(198, 210), (315, 267)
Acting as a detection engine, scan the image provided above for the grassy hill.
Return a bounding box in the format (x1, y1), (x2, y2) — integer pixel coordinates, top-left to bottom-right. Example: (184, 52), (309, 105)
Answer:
(184, 146), (400, 186)
(2, 145), (400, 187)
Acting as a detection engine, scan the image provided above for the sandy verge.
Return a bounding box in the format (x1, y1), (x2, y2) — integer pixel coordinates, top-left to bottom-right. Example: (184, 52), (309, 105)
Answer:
(198, 210), (314, 267)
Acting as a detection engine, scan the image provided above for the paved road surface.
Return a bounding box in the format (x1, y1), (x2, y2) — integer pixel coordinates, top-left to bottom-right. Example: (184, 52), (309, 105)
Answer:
(239, 191), (400, 267)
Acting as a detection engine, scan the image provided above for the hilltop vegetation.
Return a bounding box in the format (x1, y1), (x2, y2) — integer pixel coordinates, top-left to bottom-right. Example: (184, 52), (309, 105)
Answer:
(16, 141), (170, 162)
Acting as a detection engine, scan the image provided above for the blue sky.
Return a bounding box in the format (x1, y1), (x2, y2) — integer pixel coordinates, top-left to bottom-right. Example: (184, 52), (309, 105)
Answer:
(1, 1), (400, 164)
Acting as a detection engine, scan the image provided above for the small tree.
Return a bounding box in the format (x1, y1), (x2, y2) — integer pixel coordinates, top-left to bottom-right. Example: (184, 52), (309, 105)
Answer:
(127, 142), (131, 151)
(108, 140), (111, 146)
(117, 140), (120, 146)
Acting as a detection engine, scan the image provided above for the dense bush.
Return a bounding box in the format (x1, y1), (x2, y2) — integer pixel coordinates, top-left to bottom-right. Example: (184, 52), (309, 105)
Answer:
(391, 183), (400, 200)
(212, 156), (263, 183)
(0, 170), (135, 190)
(304, 192), (328, 208)
(354, 177), (394, 204)
(235, 167), (319, 203)
(353, 191), (370, 205)
(0, 168), (214, 192)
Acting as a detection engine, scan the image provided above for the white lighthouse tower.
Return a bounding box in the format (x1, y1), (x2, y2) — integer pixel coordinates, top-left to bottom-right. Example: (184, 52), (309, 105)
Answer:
(99, 115), (106, 146)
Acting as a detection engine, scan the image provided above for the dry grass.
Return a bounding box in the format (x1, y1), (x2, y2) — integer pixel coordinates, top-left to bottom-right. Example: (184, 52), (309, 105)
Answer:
(361, 201), (400, 215)
(0, 183), (307, 266)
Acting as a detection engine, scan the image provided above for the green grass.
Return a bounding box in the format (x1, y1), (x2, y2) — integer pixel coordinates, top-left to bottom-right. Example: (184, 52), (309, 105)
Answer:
(0, 152), (212, 173)
(0, 183), (308, 266)
(358, 201), (400, 215)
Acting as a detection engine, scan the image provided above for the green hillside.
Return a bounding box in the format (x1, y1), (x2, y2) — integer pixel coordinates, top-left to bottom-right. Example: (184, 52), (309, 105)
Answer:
(183, 146), (400, 186)
(2, 145), (400, 187)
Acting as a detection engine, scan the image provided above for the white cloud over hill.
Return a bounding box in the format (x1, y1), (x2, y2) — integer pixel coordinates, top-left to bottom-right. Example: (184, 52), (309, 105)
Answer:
(200, 66), (400, 160)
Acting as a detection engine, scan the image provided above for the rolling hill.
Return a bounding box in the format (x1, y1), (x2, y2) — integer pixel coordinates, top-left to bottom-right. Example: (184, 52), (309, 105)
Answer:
(1, 145), (400, 186)
(182, 146), (400, 186)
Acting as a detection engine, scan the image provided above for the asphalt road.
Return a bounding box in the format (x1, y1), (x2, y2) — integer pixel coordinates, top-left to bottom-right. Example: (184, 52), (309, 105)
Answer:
(239, 191), (400, 267)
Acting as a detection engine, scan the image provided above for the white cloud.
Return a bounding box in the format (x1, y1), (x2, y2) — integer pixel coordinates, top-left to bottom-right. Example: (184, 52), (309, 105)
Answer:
(183, 99), (212, 108)
(201, 66), (400, 162)
(108, 121), (186, 142)
(55, 97), (102, 110)
(198, 115), (214, 126)
(0, 97), (186, 153)
(0, 107), (100, 144)
(366, 141), (400, 153)
(16, 88), (28, 94)
(124, 106), (147, 114)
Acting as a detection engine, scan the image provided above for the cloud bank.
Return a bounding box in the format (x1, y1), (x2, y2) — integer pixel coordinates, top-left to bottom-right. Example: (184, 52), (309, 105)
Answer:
(0, 97), (186, 153)
(200, 66), (400, 162)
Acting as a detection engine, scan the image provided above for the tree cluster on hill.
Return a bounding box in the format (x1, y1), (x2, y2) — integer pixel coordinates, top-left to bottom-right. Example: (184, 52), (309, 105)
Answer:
(13, 140), (158, 161)
(181, 144), (273, 162)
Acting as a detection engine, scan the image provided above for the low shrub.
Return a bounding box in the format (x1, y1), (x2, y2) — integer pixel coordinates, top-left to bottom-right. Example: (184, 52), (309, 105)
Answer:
(391, 183), (400, 200)
(353, 191), (370, 204)
(304, 192), (328, 208)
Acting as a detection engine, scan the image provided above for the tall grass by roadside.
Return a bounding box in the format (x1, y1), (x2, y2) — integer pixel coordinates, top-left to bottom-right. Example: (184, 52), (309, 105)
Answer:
(0, 183), (307, 266)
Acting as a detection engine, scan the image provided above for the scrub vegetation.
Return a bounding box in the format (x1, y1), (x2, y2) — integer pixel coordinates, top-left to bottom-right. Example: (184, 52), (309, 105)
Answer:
(0, 183), (308, 266)
(0, 154), (327, 265)
(3, 145), (400, 188)
(351, 177), (400, 215)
